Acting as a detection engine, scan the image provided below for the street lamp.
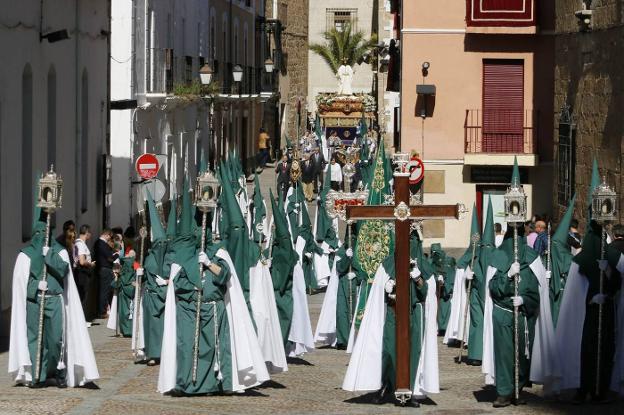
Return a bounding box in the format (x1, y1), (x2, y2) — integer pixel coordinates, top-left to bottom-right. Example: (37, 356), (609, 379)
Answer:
(232, 64), (243, 97)
(264, 58), (274, 74)
(199, 63), (214, 85)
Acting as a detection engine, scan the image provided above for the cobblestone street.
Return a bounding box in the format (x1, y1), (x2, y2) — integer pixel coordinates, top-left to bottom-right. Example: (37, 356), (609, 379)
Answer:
(1, 288), (622, 415)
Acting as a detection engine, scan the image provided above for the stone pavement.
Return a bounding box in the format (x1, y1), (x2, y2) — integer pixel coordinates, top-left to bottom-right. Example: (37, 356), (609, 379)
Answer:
(1, 290), (623, 415)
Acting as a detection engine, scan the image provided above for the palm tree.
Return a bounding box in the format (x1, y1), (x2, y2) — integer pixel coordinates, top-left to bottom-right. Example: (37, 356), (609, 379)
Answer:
(309, 24), (378, 74)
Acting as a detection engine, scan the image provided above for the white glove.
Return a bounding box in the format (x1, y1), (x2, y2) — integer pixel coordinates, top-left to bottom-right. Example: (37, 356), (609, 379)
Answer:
(437, 275), (444, 283)
(42, 247), (50, 256)
(294, 203), (300, 208)
(304, 252), (313, 259)
(507, 262), (521, 279)
(264, 259), (272, 268)
(347, 271), (357, 280)
(346, 248), (354, 258)
(38, 280), (48, 291)
(155, 276), (167, 286)
(292, 209), (299, 215)
(329, 248), (337, 254)
(410, 266), (422, 280)
(198, 252), (211, 267)
(113, 258), (121, 265)
(590, 293), (607, 305)
(545, 270), (552, 280)
(464, 270), (474, 281)
(136, 268), (144, 277)
(384, 279), (396, 294)
(511, 296), (524, 307)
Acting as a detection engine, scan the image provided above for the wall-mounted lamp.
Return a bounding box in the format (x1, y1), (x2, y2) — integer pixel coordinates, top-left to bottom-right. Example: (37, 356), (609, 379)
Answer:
(422, 61), (430, 77)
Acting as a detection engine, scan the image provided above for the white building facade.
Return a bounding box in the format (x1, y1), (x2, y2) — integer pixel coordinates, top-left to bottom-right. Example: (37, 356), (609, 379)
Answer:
(111, 0), (271, 228)
(0, 0), (110, 332)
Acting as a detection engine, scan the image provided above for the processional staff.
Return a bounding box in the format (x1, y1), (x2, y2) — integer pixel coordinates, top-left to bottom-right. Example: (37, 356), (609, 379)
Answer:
(34, 165), (63, 384)
(192, 170), (220, 383)
(456, 231), (480, 364)
(133, 190), (148, 362)
(503, 171), (527, 402)
(590, 176), (618, 396)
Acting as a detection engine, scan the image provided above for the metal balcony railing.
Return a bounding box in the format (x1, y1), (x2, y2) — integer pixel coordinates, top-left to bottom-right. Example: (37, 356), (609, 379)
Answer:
(464, 109), (537, 154)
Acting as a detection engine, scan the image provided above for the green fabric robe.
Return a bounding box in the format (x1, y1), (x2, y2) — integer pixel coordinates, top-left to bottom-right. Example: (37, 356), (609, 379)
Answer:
(25, 238), (68, 383)
(173, 246), (232, 394)
(489, 239), (540, 397)
(335, 246), (359, 347)
(111, 257), (136, 337)
(437, 256), (456, 332)
(142, 239), (172, 360)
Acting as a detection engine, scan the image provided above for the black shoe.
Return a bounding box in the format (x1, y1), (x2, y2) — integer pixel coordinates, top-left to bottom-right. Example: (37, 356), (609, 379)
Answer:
(28, 382), (46, 389)
(56, 377), (67, 389)
(169, 389), (186, 397)
(493, 395), (511, 408)
(591, 394), (614, 404)
(371, 387), (387, 404)
(146, 359), (158, 366)
(466, 359), (482, 366)
(512, 396), (526, 405)
(571, 390), (586, 405)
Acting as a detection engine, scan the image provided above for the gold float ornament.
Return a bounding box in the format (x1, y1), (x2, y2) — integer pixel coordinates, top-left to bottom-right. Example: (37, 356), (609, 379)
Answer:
(290, 158), (302, 183)
(325, 189), (369, 223)
(393, 201), (410, 222)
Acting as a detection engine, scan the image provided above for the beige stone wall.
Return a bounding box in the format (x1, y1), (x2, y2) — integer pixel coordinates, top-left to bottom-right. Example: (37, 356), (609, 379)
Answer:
(553, 0), (624, 227)
(266, 0), (309, 144)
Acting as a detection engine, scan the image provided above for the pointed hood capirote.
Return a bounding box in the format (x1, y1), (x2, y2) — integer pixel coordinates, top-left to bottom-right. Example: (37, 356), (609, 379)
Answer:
(220, 161), (258, 297)
(482, 197), (495, 247)
(457, 203), (481, 269)
(166, 193), (177, 239)
(169, 178), (200, 288)
(146, 190), (166, 242)
(269, 189), (297, 295)
(553, 194), (576, 246)
(252, 173), (266, 243)
(511, 156), (521, 187)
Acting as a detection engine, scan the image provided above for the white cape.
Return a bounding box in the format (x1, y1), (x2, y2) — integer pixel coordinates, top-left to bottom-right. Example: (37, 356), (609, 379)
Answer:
(158, 249), (270, 393)
(345, 285), (362, 354)
(482, 266), (498, 385)
(342, 264), (388, 391)
(287, 261), (316, 357)
(443, 267), (470, 344)
(106, 294), (118, 331)
(314, 254), (341, 346)
(529, 258), (561, 393)
(8, 251), (99, 386)
(413, 277), (440, 398)
(249, 260), (288, 373)
(130, 285), (146, 353)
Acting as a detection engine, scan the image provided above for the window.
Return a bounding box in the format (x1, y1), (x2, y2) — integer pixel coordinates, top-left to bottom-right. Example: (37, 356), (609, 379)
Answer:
(22, 64), (33, 241)
(327, 9), (357, 32)
(165, 48), (174, 93)
(47, 66), (56, 167)
(557, 105), (576, 207)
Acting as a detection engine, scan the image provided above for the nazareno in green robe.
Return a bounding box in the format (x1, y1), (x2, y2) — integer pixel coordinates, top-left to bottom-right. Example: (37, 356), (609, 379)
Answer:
(335, 245), (360, 348)
(25, 232), (68, 384)
(111, 256), (137, 337)
(172, 241), (233, 395)
(380, 235), (432, 393)
(142, 239), (172, 359)
(488, 237), (540, 398)
(467, 242), (494, 361)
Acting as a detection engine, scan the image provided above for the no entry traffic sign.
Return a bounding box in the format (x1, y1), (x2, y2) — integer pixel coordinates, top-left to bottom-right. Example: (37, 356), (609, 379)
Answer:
(135, 153), (160, 180)
(408, 157), (424, 185)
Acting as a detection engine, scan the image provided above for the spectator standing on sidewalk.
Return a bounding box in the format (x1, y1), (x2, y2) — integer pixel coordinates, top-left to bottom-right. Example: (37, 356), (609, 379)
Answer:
(257, 128), (270, 169)
(93, 228), (119, 318)
(73, 224), (96, 317)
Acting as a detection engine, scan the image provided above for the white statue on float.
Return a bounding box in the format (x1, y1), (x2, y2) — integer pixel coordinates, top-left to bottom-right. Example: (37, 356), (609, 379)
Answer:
(337, 58), (354, 96)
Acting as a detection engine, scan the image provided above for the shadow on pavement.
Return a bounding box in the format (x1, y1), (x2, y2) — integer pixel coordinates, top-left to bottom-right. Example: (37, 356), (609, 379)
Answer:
(287, 357), (314, 366)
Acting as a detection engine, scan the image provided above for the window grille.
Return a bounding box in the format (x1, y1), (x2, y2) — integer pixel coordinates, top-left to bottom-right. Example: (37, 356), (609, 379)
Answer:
(557, 105), (576, 207)
(326, 9), (357, 32)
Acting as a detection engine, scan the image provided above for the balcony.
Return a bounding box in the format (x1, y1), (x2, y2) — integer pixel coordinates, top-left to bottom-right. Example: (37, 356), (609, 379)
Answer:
(464, 109), (538, 166)
(466, 0), (536, 34)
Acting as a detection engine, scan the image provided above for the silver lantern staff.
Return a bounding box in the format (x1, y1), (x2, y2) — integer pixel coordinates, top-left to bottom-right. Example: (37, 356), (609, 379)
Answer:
(34, 165), (63, 383)
(504, 174), (527, 402)
(457, 232), (480, 364)
(133, 188), (147, 362)
(192, 170), (220, 383)
(590, 176), (617, 396)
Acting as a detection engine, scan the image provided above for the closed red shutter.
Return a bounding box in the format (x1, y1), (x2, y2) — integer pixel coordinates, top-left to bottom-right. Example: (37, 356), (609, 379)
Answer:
(482, 60), (524, 152)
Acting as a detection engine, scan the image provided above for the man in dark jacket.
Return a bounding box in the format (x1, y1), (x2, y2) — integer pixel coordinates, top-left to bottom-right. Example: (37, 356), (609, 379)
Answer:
(275, 154), (291, 200)
(93, 228), (119, 318)
(311, 147), (325, 193)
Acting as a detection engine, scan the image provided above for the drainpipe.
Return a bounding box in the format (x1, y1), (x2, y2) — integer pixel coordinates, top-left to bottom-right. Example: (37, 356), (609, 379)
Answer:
(75, 0), (81, 220)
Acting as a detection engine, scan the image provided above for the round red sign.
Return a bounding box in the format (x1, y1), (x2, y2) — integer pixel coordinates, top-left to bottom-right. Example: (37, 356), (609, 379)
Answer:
(408, 157), (425, 185)
(135, 153), (160, 180)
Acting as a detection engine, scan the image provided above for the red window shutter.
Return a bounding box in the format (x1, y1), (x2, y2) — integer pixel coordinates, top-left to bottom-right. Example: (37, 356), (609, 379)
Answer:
(482, 60), (524, 152)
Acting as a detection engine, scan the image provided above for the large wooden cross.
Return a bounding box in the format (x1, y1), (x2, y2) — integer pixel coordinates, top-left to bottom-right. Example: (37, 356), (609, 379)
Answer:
(346, 172), (462, 403)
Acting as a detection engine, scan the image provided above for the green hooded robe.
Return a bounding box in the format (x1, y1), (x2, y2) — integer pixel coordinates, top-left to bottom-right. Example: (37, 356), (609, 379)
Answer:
(111, 256), (137, 337)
